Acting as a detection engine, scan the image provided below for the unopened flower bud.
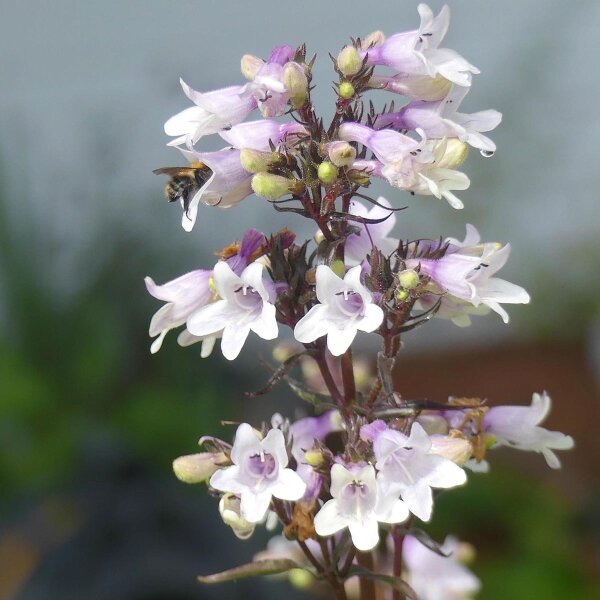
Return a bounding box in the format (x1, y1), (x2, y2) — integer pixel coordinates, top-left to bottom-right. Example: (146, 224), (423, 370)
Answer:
(283, 62), (309, 109)
(289, 568), (313, 589)
(430, 434), (472, 466)
(338, 81), (355, 99)
(240, 148), (278, 173)
(347, 169), (371, 186)
(360, 30), (385, 50)
(455, 541), (476, 565)
(219, 493), (255, 539)
(241, 54), (264, 80)
(328, 141), (356, 167)
(397, 269), (420, 290)
(395, 288), (409, 303)
(252, 173), (303, 200)
(317, 161), (337, 184)
(272, 342), (296, 363)
(337, 46), (361, 76)
(417, 414), (449, 435)
(173, 452), (226, 483)
(304, 448), (325, 467)
(208, 275), (218, 295)
(436, 139), (469, 169)
(330, 259), (345, 278)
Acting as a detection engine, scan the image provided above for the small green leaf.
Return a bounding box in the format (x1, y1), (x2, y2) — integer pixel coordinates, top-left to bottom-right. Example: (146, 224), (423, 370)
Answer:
(197, 559), (302, 584)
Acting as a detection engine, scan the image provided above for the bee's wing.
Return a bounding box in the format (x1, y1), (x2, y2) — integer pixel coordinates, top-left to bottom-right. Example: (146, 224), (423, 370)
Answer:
(153, 167), (196, 176)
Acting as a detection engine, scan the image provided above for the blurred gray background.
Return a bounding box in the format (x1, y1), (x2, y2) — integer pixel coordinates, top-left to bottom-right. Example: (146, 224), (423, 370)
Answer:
(0, 1), (599, 599)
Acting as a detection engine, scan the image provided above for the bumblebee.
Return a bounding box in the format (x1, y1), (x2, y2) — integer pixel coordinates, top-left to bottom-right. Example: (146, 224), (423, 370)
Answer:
(153, 161), (213, 215)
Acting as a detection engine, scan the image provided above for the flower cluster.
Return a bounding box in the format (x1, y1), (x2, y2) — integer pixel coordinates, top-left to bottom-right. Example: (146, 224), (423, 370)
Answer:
(149, 5), (574, 598)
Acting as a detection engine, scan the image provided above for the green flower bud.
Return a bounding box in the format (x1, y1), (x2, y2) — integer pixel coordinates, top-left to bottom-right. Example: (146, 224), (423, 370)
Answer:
(347, 169), (371, 186)
(304, 448), (325, 467)
(397, 269), (420, 290)
(337, 45), (361, 76)
(240, 149), (273, 173)
(252, 173), (302, 200)
(338, 81), (355, 100)
(330, 259), (345, 278)
(317, 161), (337, 184)
(283, 62), (309, 109)
(240, 54), (264, 80)
(172, 452), (225, 483)
(395, 288), (409, 303)
(289, 568), (313, 589)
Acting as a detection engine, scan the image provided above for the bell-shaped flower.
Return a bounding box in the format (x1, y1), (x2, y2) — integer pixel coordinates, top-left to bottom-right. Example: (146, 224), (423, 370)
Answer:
(294, 265), (384, 356)
(345, 197), (399, 266)
(164, 80), (257, 147)
(361, 4), (479, 88)
(375, 85), (502, 155)
(373, 422), (467, 521)
(145, 269), (215, 354)
(313, 463), (409, 551)
(340, 123), (469, 209)
(484, 392), (574, 468)
(187, 261), (278, 360)
(210, 423), (306, 523)
(219, 119), (307, 152)
(403, 535), (481, 600)
(409, 224), (530, 324)
(177, 147), (253, 232)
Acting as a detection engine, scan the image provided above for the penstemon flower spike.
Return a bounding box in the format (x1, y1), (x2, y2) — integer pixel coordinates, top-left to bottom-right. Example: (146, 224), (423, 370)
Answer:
(146, 4), (574, 598)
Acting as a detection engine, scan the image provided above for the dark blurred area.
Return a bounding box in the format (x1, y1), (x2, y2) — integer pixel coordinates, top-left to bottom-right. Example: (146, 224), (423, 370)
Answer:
(1, 1), (599, 598)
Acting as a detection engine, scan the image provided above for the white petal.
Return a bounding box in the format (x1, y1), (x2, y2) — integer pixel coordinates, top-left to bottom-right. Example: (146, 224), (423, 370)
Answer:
(241, 489), (273, 523)
(230, 423), (262, 464)
(330, 463), (356, 498)
(348, 519), (380, 551)
(187, 300), (234, 337)
(314, 500), (349, 536)
(200, 335), (217, 358)
(270, 469), (307, 501)
(357, 304), (384, 333)
(315, 265), (345, 303)
(407, 423), (432, 452)
(221, 324), (251, 360)
(402, 481), (434, 521)
(209, 465), (245, 493)
(326, 327), (357, 356)
(250, 302), (278, 340)
(213, 261), (242, 301)
(294, 305), (332, 344)
(424, 454), (467, 488)
(261, 428), (289, 468)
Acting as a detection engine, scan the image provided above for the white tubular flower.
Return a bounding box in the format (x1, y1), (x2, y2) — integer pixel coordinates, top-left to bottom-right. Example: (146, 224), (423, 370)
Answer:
(314, 464), (409, 551)
(345, 197), (399, 266)
(210, 424), (306, 523)
(411, 224), (530, 325)
(165, 80), (256, 147)
(484, 392), (574, 469)
(374, 423), (467, 521)
(404, 138), (470, 209)
(218, 493), (256, 539)
(187, 262), (278, 361)
(403, 535), (481, 600)
(145, 270), (214, 354)
(294, 265), (384, 356)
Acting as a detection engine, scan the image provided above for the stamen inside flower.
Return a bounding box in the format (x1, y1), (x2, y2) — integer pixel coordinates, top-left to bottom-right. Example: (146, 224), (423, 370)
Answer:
(233, 285), (262, 311)
(246, 451), (278, 481)
(334, 289), (365, 318)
